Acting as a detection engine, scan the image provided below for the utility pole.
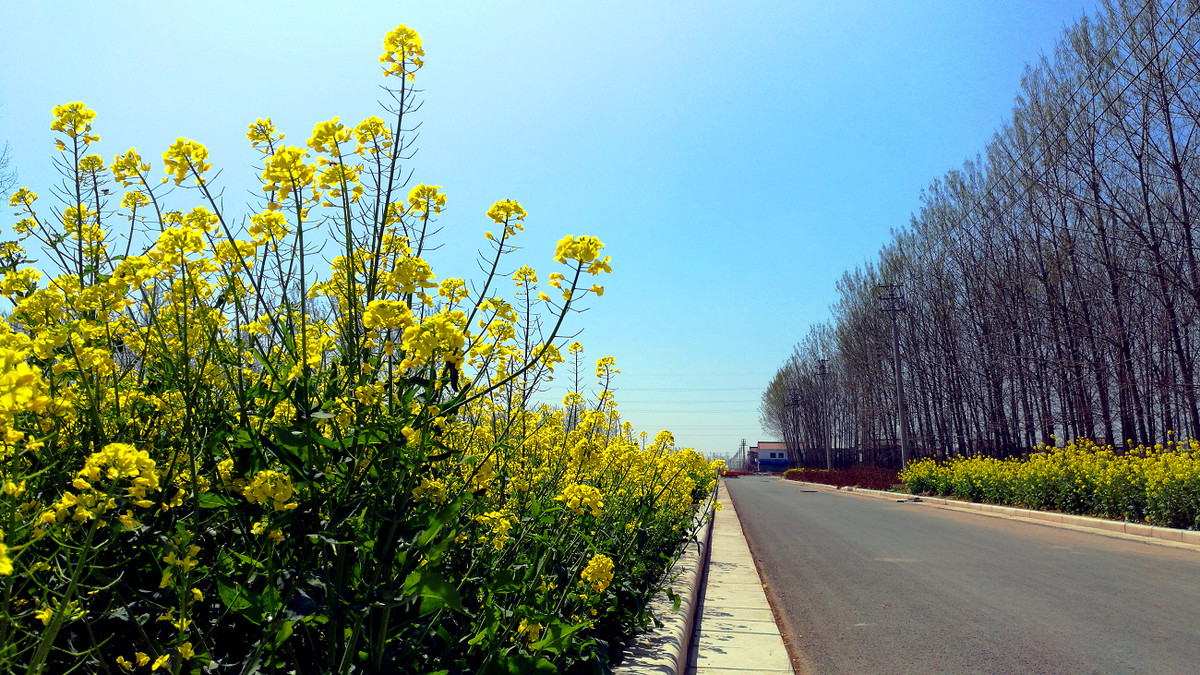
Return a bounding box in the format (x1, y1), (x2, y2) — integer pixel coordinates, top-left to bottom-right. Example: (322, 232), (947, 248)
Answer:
(877, 284), (910, 469)
(818, 359), (831, 471)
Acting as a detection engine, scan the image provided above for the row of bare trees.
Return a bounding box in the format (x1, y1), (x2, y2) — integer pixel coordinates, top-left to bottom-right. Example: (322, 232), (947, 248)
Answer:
(763, 0), (1200, 467)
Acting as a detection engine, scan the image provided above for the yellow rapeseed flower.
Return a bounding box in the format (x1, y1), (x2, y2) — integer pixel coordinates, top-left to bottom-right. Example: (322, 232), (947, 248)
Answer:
(50, 102), (99, 143)
(0, 535), (11, 576)
(162, 138), (212, 185)
(380, 24), (425, 80)
(517, 618), (543, 644)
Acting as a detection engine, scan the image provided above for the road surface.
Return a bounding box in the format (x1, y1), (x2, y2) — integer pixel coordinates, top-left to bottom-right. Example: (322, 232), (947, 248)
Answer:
(724, 475), (1200, 675)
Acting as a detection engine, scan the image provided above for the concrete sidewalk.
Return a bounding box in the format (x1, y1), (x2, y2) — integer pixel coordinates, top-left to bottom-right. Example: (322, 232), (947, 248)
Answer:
(686, 479), (795, 674)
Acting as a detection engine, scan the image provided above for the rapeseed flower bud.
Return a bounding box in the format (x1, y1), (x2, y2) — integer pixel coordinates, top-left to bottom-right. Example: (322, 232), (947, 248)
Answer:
(354, 116), (391, 155)
(316, 163), (364, 202)
(399, 311), (467, 369)
(78, 154), (105, 173)
(248, 210), (289, 245)
(120, 191), (150, 210)
(0, 268), (39, 298)
(247, 118), (282, 148)
(513, 266), (537, 286)
(486, 199), (526, 229)
(9, 187), (37, 209)
(34, 605), (54, 625)
(362, 299), (414, 333)
(413, 477), (448, 504)
(553, 235), (605, 266)
(111, 148), (150, 186)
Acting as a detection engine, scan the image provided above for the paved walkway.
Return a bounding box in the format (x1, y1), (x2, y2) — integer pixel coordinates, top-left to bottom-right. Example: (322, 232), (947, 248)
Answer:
(686, 479), (795, 674)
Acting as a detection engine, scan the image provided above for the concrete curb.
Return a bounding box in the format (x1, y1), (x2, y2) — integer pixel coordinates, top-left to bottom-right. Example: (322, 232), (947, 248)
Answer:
(687, 479), (795, 674)
(613, 486), (717, 675)
(781, 478), (1200, 550)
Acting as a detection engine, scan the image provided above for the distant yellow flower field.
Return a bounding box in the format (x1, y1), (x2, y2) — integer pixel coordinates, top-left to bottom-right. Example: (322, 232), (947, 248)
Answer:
(902, 436), (1200, 529)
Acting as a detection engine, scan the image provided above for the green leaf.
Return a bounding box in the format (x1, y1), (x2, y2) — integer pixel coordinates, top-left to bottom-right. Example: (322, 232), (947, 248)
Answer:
(197, 492), (238, 509)
(422, 528), (457, 568)
(217, 579), (254, 616)
(416, 500), (464, 548)
(490, 567), (522, 595)
(529, 619), (589, 655)
(666, 587), (682, 612)
(313, 433), (346, 450)
(270, 619), (295, 648)
(231, 551), (265, 569)
(502, 654), (557, 674)
(262, 430), (310, 480)
(402, 567), (465, 615)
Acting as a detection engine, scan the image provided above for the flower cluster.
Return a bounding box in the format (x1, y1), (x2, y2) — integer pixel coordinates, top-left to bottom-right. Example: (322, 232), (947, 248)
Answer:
(474, 510), (518, 550)
(580, 553), (614, 593)
(0, 22), (720, 675)
(380, 24), (425, 79)
(50, 102), (99, 144)
(556, 483), (605, 517)
(162, 137), (212, 185)
(242, 470), (299, 511)
(902, 437), (1200, 528)
(409, 184), (446, 217)
(261, 146), (315, 204)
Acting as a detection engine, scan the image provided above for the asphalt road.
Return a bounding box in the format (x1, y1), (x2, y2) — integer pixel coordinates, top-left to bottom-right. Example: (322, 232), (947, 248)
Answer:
(724, 476), (1200, 675)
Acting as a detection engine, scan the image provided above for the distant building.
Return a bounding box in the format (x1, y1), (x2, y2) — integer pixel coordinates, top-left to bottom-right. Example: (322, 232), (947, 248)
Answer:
(751, 441), (789, 472)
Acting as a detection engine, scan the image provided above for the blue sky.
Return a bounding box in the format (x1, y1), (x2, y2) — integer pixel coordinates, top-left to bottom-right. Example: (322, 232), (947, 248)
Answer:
(1, 1), (1095, 459)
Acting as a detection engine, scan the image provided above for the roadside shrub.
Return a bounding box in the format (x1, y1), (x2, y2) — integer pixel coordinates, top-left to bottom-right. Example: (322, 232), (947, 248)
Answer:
(899, 437), (1200, 528)
(783, 466), (899, 491)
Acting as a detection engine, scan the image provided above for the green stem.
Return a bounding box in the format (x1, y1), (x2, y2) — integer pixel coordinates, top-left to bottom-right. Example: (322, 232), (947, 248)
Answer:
(25, 519), (101, 675)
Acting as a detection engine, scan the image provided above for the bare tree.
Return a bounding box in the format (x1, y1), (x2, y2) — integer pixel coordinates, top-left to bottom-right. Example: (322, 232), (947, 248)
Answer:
(0, 140), (14, 197)
(764, 0), (1200, 468)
